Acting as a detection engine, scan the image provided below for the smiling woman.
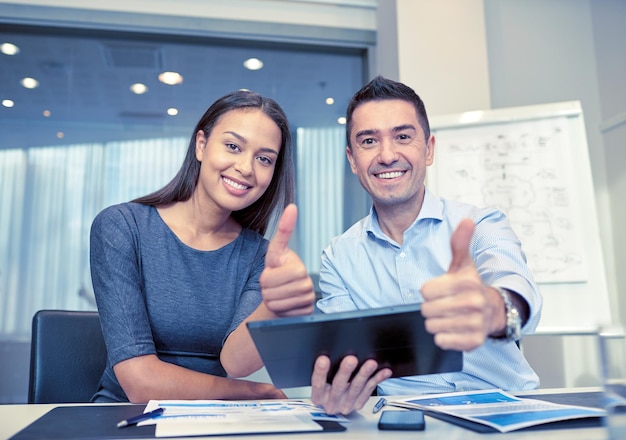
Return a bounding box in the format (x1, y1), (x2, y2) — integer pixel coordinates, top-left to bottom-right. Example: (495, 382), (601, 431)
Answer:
(88, 90), (314, 404)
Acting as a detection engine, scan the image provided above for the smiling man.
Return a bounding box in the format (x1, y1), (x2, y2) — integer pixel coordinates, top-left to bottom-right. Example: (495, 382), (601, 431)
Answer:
(311, 76), (543, 415)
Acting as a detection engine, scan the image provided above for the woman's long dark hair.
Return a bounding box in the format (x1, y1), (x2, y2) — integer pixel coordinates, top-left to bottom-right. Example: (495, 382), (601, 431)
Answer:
(132, 90), (295, 235)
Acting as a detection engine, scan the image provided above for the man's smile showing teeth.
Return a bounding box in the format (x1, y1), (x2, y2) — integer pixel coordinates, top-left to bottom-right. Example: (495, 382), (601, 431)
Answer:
(376, 171), (405, 179)
(223, 176), (250, 190)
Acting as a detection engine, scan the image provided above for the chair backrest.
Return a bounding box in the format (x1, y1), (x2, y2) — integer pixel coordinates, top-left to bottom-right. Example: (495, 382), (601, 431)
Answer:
(28, 310), (107, 404)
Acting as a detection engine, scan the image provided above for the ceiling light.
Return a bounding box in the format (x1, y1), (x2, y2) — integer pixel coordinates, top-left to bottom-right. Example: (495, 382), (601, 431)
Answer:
(167, 108), (179, 116)
(337, 116), (346, 125)
(1, 42), (19, 55)
(56, 132), (64, 139)
(43, 110), (51, 117)
(2, 99), (15, 108)
(21, 77), (39, 89)
(130, 83), (148, 94)
(158, 71), (183, 85)
(459, 110), (484, 124)
(243, 58), (263, 71)
(325, 97), (335, 105)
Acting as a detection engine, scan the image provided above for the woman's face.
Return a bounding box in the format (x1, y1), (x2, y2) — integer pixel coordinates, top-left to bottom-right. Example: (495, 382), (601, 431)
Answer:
(194, 108), (281, 213)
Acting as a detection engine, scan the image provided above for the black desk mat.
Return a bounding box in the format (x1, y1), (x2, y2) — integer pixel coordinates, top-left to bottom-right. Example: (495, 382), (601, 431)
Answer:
(9, 404), (345, 439)
(10, 405), (155, 439)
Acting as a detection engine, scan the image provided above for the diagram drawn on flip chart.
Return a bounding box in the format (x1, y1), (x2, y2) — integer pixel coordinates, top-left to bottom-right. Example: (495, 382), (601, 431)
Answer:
(426, 101), (611, 332)
(431, 116), (583, 284)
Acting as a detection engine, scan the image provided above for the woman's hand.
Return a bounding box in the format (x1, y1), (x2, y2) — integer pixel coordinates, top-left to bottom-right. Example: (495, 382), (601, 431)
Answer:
(260, 204), (316, 317)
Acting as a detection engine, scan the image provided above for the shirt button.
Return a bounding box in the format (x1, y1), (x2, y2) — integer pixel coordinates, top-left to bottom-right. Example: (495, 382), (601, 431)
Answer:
(406, 292), (413, 299)
(399, 252), (406, 258)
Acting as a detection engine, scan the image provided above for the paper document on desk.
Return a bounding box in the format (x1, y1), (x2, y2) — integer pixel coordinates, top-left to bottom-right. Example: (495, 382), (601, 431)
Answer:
(140, 399), (348, 437)
(390, 389), (605, 433)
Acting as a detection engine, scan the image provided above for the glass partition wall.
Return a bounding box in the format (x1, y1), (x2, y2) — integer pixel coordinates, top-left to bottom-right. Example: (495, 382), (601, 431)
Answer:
(0, 23), (368, 403)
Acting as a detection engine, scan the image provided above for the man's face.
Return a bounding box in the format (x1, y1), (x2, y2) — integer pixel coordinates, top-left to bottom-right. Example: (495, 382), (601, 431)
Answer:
(346, 99), (435, 211)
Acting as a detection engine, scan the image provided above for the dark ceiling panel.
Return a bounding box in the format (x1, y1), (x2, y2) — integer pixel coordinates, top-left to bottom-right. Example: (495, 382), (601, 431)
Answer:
(0, 25), (365, 149)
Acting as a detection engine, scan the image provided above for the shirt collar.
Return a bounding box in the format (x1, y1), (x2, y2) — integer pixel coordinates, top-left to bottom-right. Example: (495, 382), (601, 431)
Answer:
(366, 187), (443, 240)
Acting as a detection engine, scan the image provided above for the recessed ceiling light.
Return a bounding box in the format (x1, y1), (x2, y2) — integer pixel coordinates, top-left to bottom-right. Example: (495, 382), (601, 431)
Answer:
(21, 77), (39, 89)
(0, 42), (19, 55)
(43, 110), (51, 117)
(325, 97), (335, 105)
(158, 71), (183, 85)
(56, 132), (64, 139)
(167, 108), (179, 116)
(459, 110), (484, 124)
(2, 99), (15, 108)
(130, 83), (148, 94)
(243, 58), (263, 71)
(337, 116), (346, 125)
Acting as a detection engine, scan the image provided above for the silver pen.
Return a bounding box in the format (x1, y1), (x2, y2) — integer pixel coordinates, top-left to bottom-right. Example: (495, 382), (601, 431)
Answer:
(372, 397), (387, 414)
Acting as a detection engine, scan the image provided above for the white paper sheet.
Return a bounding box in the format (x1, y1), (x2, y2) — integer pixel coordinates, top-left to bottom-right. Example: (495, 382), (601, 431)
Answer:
(137, 399), (348, 437)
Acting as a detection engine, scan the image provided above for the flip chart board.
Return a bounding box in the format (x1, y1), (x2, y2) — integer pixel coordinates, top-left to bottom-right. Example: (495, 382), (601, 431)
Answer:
(426, 101), (611, 333)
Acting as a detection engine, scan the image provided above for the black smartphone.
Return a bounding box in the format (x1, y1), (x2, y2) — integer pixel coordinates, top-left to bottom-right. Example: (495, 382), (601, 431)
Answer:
(377, 410), (425, 431)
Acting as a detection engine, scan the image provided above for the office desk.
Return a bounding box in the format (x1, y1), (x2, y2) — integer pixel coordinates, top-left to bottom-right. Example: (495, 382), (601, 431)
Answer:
(1, 389), (609, 439)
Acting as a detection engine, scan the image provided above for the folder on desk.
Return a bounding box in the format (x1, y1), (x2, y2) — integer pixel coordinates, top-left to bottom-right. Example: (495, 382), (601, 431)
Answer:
(390, 389), (606, 433)
(9, 405), (346, 439)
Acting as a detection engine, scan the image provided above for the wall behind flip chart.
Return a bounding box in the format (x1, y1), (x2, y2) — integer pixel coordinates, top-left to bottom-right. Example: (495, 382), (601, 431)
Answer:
(426, 101), (612, 333)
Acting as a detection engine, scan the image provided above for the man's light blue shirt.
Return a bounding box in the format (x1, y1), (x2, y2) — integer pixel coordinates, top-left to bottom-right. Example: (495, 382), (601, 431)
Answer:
(317, 188), (542, 395)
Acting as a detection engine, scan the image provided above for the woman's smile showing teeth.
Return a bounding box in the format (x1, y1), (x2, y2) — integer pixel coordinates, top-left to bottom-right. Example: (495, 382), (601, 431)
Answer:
(223, 176), (251, 193)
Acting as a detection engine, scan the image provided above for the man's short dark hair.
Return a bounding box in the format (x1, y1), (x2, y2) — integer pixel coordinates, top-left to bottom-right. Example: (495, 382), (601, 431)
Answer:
(345, 75), (430, 149)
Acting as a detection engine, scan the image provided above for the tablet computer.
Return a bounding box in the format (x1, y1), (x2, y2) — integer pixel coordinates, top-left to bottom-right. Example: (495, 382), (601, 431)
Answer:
(247, 304), (463, 388)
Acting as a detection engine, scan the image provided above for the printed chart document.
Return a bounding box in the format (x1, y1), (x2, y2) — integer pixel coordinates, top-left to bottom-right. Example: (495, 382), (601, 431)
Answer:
(138, 399), (348, 437)
(390, 389), (605, 433)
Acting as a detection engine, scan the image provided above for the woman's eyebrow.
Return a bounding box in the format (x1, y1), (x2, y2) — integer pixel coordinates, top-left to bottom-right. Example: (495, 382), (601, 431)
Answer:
(223, 130), (279, 156)
(223, 130), (246, 142)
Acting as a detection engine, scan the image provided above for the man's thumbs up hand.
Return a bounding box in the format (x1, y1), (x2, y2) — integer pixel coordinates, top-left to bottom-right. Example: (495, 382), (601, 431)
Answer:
(447, 218), (476, 274)
(420, 219), (498, 352)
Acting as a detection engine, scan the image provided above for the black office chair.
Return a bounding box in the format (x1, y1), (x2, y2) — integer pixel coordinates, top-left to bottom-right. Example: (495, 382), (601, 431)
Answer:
(28, 310), (107, 404)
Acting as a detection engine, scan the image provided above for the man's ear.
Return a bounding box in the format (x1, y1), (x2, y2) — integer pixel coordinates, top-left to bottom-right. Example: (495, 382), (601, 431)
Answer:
(195, 130), (206, 161)
(425, 134), (436, 166)
(346, 146), (357, 175)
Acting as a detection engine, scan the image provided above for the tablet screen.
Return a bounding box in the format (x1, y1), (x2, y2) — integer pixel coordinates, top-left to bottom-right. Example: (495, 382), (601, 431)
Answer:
(247, 304), (463, 388)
